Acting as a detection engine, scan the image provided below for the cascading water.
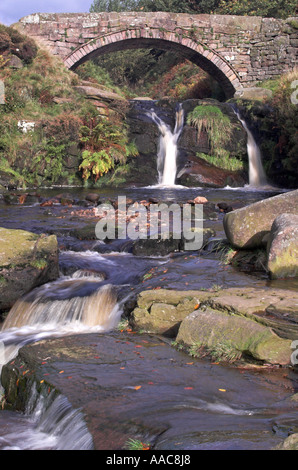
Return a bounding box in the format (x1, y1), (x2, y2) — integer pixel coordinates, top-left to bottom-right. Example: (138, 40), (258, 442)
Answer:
(146, 104), (184, 186)
(0, 383), (94, 450)
(0, 270), (122, 450)
(234, 109), (267, 187)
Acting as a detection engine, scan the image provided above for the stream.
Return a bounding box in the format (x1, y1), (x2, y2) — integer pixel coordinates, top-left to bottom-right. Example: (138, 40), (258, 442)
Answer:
(0, 185), (297, 450)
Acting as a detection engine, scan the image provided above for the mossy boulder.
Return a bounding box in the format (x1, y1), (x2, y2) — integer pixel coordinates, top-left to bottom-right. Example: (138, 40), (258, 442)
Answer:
(223, 189), (298, 249)
(131, 289), (207, 336)
(176, 307), (291, 365)
(267, 213), (298, 279)
(0, 227), (59, 312)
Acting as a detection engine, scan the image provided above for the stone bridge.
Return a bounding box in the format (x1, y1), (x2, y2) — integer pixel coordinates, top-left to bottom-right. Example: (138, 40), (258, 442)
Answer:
(16, 12), (298, 98)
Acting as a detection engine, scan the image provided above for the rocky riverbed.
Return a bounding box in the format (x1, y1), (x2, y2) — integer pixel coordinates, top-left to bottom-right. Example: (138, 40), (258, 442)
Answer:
(0, 185), (297, 450)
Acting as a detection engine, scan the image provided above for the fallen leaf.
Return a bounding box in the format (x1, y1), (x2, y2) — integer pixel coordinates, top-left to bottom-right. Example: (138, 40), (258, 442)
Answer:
(218, 389), (226, 392)
(40, 379), (44, 384)
(59, 370), (64, 374)
(194, 304), (200, 310)
(18, 194), (27, 204)
(184, 387), (193, 390)
(186, 362), (194, 365)
(134, 385), (142, 390)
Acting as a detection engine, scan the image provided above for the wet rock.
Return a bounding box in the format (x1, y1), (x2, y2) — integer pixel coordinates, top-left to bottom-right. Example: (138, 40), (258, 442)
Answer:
(217, 202), (234, 213)
(267, 213), (298, 279)
(1, 331), (296, 449)
(85, 193), (101, 203)
(69, 223), (97, 240)
(0, 227), (59, 312)
(223, 189), (298, 249)
(132, 236), (181, 257)
(176, 307), (291, 365)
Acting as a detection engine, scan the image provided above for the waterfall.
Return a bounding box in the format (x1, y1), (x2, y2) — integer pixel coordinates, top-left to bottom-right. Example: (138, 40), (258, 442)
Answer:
(235, 110), (267, 187)
(147, 104), (184, 186)
(0, 274), (121, 450)
(2, 279), (121, 332)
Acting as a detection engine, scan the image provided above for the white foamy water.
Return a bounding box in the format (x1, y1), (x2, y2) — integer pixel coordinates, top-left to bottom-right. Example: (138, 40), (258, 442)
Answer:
(0, 276), (122, 450)
(146, 104), (184, 187)
(0, 384), (94, 450)
(234, 111), (267, 188)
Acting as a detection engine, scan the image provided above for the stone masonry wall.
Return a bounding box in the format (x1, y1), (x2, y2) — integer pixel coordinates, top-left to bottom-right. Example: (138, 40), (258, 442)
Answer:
(15, 12), (298, 93)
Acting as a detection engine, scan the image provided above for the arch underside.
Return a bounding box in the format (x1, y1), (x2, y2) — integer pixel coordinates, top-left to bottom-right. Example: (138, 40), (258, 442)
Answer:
(65, 36), (241, 99)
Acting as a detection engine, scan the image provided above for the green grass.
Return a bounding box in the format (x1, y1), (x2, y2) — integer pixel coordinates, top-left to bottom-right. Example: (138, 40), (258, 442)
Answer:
(188, 340), (242, 363)
(196, 152), (245, 171)
(187, 105), (236, 159)
(124, 438), (150, 450)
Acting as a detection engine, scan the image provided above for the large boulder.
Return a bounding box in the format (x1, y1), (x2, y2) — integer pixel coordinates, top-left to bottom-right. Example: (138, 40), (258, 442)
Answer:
(176, 307), (291, 365)
(223, 189), (298, 249)
(0, 227), (59, 312)
(267, 213), (298, 279)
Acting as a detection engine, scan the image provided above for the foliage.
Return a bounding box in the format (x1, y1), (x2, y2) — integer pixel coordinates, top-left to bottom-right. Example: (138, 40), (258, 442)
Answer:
(79, 149), (114, 181)
(267, 70), (298, 185)
(196, 152), (244, 171)
(187, 105), (233, 157)
(145, 59), (224, 100)
(90, 0), (298, 16)
(188, 339), (242, 363)
(90, 0), (138, 11)
(0, 24), (37, 64)
(29, 143), (67, 183)
(79, 117), (138, 181)
(215, 0), (297, 18)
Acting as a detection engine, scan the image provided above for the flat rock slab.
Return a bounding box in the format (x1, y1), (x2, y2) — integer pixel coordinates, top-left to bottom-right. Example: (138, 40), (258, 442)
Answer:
(131, 287), (298, 340)
(2, 331), (298, 450)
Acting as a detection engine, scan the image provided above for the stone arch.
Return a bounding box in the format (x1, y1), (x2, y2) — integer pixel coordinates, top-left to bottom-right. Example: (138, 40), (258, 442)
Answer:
(64, 28), (242, 98)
